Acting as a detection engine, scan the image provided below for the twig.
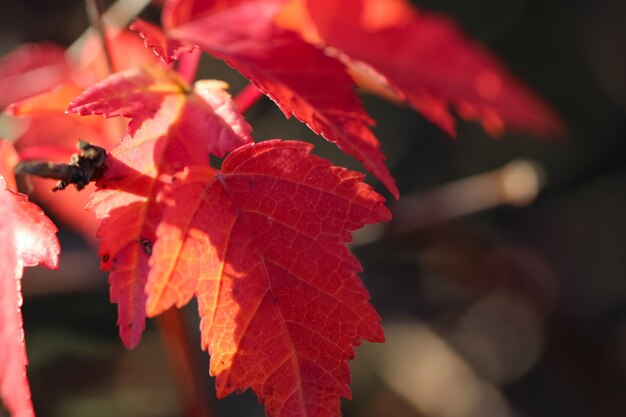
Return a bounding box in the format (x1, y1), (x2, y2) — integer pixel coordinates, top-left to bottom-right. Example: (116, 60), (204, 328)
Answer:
(68, 0), (152, 62)
(85, 0), (114, 73)
(14, 140), (106, 191)
(156, 308), (213, 417)
(391, 159), (546, 234)
(350, 159), (546, 247)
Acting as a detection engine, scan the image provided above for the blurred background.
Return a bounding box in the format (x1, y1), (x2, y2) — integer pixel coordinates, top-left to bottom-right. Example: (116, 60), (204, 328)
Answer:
(1, 0), (625, 416)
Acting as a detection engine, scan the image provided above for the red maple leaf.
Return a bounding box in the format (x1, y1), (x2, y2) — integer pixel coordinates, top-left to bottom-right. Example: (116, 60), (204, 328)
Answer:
(279, 0), (565, 138)
(70, 66), (253, 347)
(1, 30), (161, 240)
(0, 140), (60, 417)
(0, 43), (70, 110)
(132, 0), (399, 199)
(130, 19), (197, 65)
(0, 1), (570, 417)
(147, 140), (389, 417)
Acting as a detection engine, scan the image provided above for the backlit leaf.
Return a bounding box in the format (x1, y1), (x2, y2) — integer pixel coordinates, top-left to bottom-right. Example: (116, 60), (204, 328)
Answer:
(2, 30), (161, 241)
(281, 0), (565, 138)
(0, 141), (60, 417)
(157, 0), (398, 198)
(130, 19), (197, 65)
(0, 43), (70, 110)
(79, 67), (252, 347)
(149, 140), (389, 417)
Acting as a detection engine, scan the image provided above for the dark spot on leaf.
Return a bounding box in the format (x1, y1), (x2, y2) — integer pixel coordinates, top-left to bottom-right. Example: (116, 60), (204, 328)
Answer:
(140, 239), (153, 256)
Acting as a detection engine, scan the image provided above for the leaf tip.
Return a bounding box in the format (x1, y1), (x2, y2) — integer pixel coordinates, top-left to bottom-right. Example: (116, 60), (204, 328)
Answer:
(119, 322), (143, 350)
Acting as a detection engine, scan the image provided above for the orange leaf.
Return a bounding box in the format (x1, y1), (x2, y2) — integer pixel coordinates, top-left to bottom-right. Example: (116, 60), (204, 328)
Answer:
(7, 83), (85, 116)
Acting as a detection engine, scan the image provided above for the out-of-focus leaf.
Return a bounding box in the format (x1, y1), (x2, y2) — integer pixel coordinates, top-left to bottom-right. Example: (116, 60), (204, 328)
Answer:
(0, 140), (60, 417)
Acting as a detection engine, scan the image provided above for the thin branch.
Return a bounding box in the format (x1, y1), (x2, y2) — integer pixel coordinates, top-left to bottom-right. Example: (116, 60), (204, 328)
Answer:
(14, 141), (106, 191)
(349, 159), (546, 247)
(156, 308), (213, 417)
(85, 0), (114, 73)
(391, 159), (546, 234)
(68, 0), (152, 62)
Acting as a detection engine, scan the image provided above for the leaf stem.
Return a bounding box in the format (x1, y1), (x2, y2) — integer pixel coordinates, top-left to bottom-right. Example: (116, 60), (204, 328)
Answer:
(177, 48), (202, 84)
(85, 0), (115, 73)
(156, 308), (213, 417)
(234, 82), (265, 114)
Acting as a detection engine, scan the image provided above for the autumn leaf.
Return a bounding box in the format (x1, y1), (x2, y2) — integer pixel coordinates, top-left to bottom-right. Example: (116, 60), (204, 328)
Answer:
(1, 30), (161, 240)
(74, 66), (252, 347)
(0, 140), (60, 417)
(134, 0), (398, 198)
(68, 66), (184, 135)
(130, 19), (197, 65)
(76, 29), (165, 86)
(7, 83), (121, 164)
(0, 43), (70, 110)
(161, 0), (266, 29)
(148, 140), (388, 417)
(5, 88), (120, 239)
(278, 0), (565, 138)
